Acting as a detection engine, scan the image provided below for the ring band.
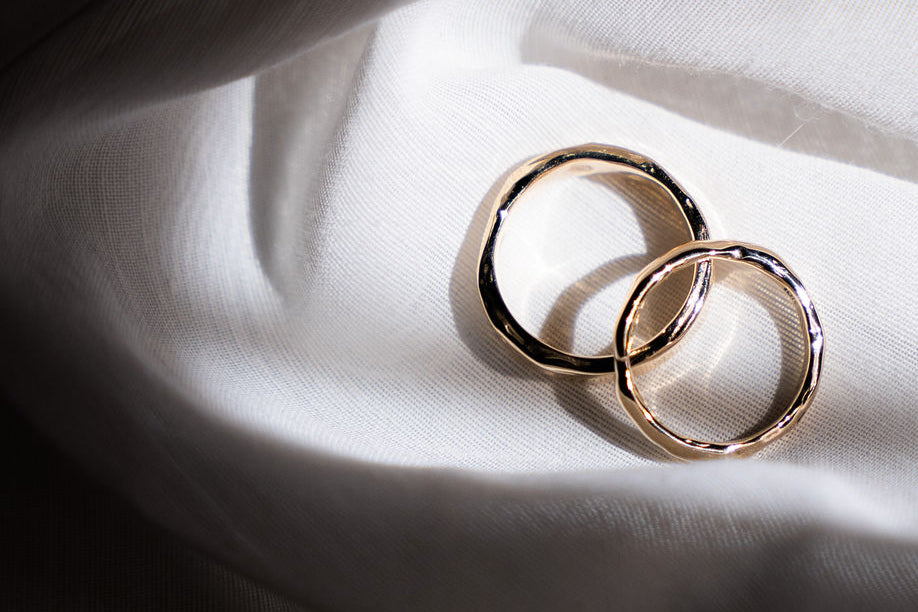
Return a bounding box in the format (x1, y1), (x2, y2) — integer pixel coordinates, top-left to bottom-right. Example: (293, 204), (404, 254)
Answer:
(478, 144), (711, 375)
(613, 241), (824, 460)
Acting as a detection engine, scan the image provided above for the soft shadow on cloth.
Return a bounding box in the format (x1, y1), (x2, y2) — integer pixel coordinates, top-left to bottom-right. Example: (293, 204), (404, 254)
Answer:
(0, 395), (309, 611)
(521, 27), (918, 183)
(2, 298), (916, 610)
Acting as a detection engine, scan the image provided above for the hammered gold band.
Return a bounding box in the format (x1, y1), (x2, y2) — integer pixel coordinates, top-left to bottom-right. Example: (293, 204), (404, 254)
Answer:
(476, 144), (824, 460)
(477, 143), (710, 375)
(614, 241), (824, 460)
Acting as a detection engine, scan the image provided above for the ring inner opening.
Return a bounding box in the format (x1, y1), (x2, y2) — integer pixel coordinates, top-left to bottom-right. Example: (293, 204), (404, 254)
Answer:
(493, 162), (695, 358)
(630, 258), (808, 443)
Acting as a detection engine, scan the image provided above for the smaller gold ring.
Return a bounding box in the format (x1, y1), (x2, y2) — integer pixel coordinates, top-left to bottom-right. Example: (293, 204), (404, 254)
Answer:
(478, 144), (711, 375)
(614, 240), (824, 460)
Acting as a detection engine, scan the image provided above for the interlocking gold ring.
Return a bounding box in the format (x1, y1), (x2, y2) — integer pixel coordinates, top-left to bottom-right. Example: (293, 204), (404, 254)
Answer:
(478, 144), (711, 375)
(614, 241), (824, 460)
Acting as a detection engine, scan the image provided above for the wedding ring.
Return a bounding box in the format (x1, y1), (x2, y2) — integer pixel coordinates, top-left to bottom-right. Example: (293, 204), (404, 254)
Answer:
(614, 241), (824, 460)
(478, 144), (710, 375)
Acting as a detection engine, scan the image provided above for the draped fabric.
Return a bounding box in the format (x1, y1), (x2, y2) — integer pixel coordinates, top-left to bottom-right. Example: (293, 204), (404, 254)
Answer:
(3, 1), (918, 608)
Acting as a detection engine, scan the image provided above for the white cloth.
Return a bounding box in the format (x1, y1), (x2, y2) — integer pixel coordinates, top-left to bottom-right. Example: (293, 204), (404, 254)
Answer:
(3, 0), (918, 608)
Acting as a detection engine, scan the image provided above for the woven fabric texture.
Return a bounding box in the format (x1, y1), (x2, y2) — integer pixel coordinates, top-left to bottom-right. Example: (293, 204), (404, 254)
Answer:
(2, 1), (917, 609)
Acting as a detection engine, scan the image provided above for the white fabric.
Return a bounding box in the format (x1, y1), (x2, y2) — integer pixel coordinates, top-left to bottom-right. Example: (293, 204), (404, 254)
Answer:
(3, 0), (918, 608)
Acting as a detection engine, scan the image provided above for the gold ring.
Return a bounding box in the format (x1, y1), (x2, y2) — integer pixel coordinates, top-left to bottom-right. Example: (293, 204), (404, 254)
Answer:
(614, 241), (824, 460)
(478, 144), (711, 375)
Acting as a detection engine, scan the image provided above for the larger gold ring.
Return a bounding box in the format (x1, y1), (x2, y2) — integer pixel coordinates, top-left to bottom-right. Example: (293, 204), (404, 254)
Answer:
(478, 144), (711, 375)
(614, 241), (824, 460)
